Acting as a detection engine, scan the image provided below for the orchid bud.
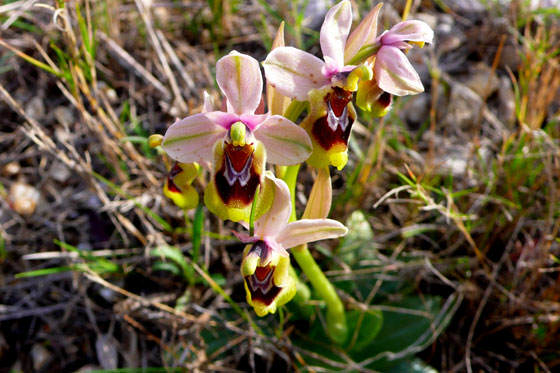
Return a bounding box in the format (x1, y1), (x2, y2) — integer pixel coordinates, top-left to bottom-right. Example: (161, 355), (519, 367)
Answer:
(356, 80), (393, 117)
(148, 134), (163, 148)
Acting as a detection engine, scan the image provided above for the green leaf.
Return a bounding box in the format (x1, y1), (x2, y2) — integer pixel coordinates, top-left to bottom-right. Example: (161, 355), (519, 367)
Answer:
(338, 211), (375, 264)
(192, 204), (204, 264)
(15, 266), (74, 278)
(150, 246), (194, 283)
(152, 261), (182, 276)
(344, 309), (383, 352)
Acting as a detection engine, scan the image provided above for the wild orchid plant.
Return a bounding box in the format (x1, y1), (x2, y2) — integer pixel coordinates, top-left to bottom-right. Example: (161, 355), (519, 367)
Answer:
(153, 0), (433, 344)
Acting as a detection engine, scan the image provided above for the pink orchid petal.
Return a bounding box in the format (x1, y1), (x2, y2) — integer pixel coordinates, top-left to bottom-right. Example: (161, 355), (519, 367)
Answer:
(253, 115), (312, 165)
(216, 51), (263, 115)
(233, 231), (257, 243)
(344, 2), (383, 64)
(375, 46), (424, 96)
(264, 238), (289, 258)
(239, 113), (269, 132)
(321, 55), (341, 79)
(320, 0), (352, 69)
(276, 219), (348, 250)
(254, 175), (291, 239)
(263, 47), (329, 101)
(209, 111), (239, 129)
(162, 112), (227, 163)
(381, 20), (434, 46)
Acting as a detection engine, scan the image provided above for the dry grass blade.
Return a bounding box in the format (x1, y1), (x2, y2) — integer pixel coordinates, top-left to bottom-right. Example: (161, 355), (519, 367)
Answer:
(97, 30), (171, 100)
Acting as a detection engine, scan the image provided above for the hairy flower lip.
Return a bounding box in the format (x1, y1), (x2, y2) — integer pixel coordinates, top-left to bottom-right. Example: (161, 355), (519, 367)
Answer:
(244, 261), (282, 307)
(214, 142), (261, 207)
(223, 143), (254, 187)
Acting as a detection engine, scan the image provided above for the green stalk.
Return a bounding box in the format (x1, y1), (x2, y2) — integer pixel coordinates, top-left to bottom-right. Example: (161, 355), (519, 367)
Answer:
(292, 243), (347, 344)
(283, 164), (300, 222)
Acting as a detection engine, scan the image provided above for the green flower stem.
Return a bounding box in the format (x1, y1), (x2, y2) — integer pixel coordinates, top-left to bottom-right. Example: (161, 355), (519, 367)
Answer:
(281, 99), (307, 222)
(292, 243), (347, 344)
(283, 164), (300, 222)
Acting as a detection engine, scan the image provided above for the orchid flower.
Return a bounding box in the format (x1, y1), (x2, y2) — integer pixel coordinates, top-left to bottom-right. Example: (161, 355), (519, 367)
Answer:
(263, 1), (382, 101)
(356, 19), (434, 112)
(237, 174), (348, 316)
(373, 20), (434, 96)
(162, 51), (312, 222)
(263, 1), (382, 170)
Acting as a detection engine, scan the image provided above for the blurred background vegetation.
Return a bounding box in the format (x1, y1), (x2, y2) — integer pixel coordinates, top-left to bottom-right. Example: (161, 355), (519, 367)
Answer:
(0, 0), (559, 371)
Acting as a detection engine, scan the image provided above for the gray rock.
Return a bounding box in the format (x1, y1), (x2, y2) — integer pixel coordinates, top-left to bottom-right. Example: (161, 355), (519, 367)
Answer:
(436, 22), (464, 54)
(54, 106), (75, 126)
(442, 83), (483, 131)
(403, 94), (430, 128)
(464, 62), (500, 99)
(50, 161), (71, 183)
(25, 96), (45, 121)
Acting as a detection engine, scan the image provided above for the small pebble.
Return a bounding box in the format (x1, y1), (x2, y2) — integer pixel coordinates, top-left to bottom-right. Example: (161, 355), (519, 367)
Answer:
(9, 182), (40, 216)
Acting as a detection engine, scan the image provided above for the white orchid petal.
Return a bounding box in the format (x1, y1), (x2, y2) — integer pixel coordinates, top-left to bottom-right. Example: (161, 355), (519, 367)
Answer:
(254, 175), (291, 238)
(276, 219), (348, 250)
(216, 51), (263, 115)
(253, 115), (312, 165)
(344, 3), (383, 64)
(263, 47), (329, 101)
(162, 112), (227, 163)
(320, 0), (352, 68)
(375, 46), (424, 96)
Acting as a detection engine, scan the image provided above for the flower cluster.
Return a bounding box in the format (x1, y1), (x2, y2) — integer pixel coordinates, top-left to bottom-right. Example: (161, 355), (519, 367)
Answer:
(158, 1), (433, 318)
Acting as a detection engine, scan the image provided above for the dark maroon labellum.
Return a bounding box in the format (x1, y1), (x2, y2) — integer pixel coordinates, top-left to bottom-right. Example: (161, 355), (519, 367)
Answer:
(214, 143), (260, 206)
(244, 240), (281, 306)
(311, 87), (355, 151)
(378, 91), (392, 109)
(245, 264), (281, 306)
